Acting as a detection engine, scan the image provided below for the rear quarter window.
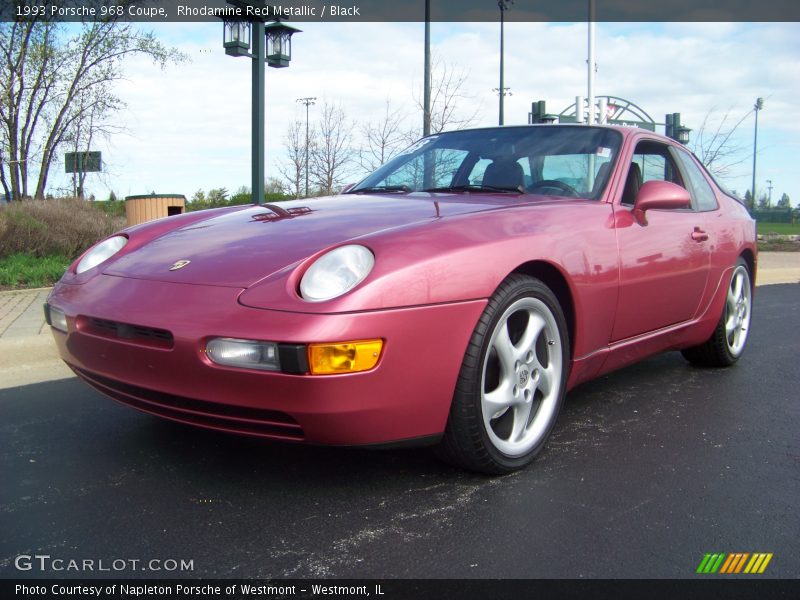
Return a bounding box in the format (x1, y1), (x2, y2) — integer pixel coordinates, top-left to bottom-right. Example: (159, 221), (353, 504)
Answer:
(674, 149), (719, 212)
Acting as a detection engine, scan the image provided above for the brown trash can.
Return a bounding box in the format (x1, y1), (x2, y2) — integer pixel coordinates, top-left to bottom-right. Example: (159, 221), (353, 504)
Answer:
(125, 193), (186, 226)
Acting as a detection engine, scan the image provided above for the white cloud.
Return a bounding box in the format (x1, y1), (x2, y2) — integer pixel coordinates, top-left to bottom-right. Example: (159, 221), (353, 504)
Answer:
(45, 20), (800, 205)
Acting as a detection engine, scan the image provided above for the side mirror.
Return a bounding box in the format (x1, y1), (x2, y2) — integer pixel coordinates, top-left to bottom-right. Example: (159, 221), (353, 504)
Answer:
(340, 183), (356, 194)
(633, 180), (691, 225)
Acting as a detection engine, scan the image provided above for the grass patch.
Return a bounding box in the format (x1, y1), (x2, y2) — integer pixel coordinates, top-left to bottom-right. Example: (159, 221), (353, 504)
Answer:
(757, 222), (800, 236)
(759, 240), (800, 252)
(0, 253), (71, 290)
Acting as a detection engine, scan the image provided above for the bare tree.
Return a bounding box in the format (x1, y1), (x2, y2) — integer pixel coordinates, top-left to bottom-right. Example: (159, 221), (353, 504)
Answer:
(690, 107), (751, 179)
(413, 56), (479, 136)
(0, 17), (183, 201)
(277, 119), (307, 198)
(0, 127), (11, 200)
(264, 176), (286, 196)
(358, 99), (408, 174)
(311, 101), (355, 196)
(65, 86), (125, 199)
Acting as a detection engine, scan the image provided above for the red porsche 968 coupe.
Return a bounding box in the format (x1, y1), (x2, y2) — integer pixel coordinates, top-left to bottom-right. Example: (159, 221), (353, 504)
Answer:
(46, 125), (756, 473)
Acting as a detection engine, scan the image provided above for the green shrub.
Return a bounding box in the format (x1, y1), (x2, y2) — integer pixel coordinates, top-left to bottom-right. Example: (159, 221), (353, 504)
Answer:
(0, 198), (126, 259)
(185, 189), (292, 212)
(94, 199), (127, 218)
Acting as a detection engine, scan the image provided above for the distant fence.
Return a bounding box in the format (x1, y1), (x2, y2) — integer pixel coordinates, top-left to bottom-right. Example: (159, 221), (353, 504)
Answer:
(750, 208), (796, 224)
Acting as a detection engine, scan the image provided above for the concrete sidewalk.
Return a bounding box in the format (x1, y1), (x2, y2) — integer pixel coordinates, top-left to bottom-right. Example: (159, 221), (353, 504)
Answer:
(1, 252), (799, 390)
(0, 287), (73, 388)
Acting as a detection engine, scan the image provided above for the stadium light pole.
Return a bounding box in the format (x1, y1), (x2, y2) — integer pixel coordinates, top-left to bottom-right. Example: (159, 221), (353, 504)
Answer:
(766, 179), (773, 208)
(423, 0), (431, 136)
(296, 97), (316, 197)
(751, 97), (764, 206)
(497, 0), (513, 125)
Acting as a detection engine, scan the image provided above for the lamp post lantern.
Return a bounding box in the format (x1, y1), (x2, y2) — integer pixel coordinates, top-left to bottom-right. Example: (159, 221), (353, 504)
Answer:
(223, 20), (251, 56)
(222, 3), (300, 205)
(675, 124), (691, 145)
(297, 97), (316, 198)
(665, 112), (691, 145)
(264, 21), (300, 68)
(752, 97), (764, 206)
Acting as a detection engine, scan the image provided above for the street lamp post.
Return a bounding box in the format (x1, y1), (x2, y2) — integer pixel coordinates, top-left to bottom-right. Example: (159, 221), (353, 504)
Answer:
(498, 0), (513, 126)
(766, 179), (773, 208)
(297, 97), (316, 198)
(222, 4), (300, 206)
(752, 97), (764, 206)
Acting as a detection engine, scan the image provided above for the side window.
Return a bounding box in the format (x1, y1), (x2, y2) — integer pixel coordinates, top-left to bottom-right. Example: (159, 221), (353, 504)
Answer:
(673, 149), (719, 212)
(622, 141), (686, 206)
(541, 154), (613, 196)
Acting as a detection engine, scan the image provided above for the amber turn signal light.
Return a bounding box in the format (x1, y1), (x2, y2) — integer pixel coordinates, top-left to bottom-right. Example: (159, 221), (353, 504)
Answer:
(308, 339), (383, 375)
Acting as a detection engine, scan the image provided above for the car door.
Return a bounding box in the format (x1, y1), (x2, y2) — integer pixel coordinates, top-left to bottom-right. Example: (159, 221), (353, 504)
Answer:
(610, 138), (711, 342)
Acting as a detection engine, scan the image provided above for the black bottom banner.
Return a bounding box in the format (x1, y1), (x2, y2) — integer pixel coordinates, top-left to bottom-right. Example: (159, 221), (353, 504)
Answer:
(3, 579), (799, 600)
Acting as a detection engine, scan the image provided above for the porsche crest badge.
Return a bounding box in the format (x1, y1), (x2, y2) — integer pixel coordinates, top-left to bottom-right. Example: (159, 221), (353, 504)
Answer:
(169, 260), (191, 271)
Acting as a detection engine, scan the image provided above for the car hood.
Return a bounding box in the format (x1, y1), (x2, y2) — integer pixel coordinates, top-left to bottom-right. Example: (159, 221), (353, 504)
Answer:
(103, 194), (507, 288)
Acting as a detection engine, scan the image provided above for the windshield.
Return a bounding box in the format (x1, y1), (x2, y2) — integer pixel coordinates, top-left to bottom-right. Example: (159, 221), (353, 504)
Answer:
(349, 126), (623, 200)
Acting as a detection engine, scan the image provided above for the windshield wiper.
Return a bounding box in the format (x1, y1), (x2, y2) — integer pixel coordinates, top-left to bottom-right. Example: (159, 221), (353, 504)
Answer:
(423, 184), (523, 194)
(347, 185), (411, 194)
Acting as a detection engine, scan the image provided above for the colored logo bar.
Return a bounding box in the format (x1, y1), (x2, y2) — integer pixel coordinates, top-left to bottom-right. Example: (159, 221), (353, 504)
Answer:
(697, 553), (773, 574)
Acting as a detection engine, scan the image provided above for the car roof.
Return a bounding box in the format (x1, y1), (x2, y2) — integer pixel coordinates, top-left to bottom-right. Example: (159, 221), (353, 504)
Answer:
(434, 123), (672, 143)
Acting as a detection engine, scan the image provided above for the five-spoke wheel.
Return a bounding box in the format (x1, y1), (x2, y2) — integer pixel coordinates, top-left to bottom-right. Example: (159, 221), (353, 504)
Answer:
(724, 264), (752, 358)
(481, 297), (563, 458)
(437, 274), (569, 474)
(682, 257), (753, 367)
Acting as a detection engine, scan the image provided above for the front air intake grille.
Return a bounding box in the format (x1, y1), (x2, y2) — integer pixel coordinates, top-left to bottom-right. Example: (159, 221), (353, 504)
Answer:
(73, 367), (304, 441)
(79, 316), (174, 349)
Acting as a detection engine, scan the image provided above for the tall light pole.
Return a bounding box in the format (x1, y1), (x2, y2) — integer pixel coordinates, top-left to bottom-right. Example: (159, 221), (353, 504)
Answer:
(587, 0), (596, 124)
(423, 0), (431, 136)
(752, 97), (764, 206)
(297, 97), (316, 198)
(766, 179), (773, 208)
(498, 0), (513, 126)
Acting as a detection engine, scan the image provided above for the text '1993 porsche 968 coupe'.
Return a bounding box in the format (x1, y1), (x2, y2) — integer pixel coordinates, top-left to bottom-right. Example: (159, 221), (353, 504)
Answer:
(45, 125), (756, 473)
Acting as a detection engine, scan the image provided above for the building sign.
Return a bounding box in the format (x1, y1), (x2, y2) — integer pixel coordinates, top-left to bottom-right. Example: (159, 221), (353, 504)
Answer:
(65, 151), (102, 173)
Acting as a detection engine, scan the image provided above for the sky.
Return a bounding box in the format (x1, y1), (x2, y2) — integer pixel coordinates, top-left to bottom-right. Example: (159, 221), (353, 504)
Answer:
(44, 20), (800, 206)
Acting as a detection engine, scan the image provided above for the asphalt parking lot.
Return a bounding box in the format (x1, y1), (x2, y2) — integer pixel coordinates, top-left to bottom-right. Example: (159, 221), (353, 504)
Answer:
(1, 284), (798, 580)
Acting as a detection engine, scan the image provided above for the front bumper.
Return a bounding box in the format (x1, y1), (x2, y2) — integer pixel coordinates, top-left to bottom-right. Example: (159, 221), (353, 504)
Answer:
(47, 275), (486, 446)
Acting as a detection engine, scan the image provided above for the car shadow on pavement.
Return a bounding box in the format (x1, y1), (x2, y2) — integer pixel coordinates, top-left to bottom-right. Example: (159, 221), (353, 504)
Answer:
(1, 349), (702, 487)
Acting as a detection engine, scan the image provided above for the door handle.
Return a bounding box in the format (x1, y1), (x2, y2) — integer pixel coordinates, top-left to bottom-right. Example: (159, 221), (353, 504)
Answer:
(691, 227), (709, 242)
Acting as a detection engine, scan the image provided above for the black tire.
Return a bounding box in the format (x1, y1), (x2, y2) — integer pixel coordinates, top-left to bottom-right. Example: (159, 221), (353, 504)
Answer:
(436, 274), (570, 474)
(681, 257), (753, 368)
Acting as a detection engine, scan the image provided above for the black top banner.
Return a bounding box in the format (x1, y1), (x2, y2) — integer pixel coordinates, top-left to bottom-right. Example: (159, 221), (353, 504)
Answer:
(2, 0), (800, 23)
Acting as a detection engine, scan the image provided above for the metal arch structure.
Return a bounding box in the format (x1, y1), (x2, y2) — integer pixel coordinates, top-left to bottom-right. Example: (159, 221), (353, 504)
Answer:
(559, 96), (657, 131)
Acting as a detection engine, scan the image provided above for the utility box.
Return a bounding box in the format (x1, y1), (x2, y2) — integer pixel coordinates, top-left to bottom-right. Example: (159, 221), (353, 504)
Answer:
(125, 193), (186, 226)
